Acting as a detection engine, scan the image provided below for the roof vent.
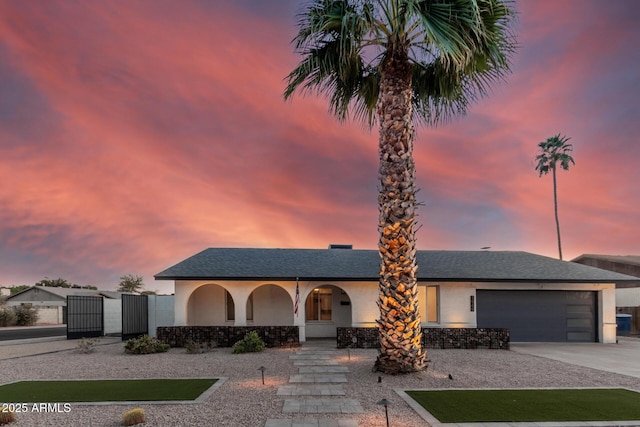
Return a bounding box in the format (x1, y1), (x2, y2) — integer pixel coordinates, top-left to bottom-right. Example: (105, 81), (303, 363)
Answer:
(328, 244), (353, 250)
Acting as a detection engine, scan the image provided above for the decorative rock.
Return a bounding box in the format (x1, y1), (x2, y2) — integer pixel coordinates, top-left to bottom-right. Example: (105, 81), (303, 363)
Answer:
(337, 327), (510, 350)
(157, 326), (299, 348)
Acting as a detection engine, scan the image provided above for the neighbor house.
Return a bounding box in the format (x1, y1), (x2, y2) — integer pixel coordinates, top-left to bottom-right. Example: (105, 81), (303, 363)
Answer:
(155, 246), (639, 343)
(4, 286), (126, 325)
(573, 254), (640, 334)
(572, 254), (640, 285)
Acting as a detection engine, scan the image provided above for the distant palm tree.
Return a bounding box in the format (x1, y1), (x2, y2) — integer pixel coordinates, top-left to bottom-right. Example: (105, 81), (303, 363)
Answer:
(285, 0), (516, 373)
(535, 134), (575, 260)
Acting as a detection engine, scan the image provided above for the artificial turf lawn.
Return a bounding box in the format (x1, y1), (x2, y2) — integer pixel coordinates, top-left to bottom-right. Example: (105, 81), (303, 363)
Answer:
(0, 379), (217, 402)
(405, 388), (640, 423)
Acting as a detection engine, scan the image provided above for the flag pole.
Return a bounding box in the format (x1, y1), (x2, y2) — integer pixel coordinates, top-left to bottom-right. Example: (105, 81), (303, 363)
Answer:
(294, 277), (300, 318)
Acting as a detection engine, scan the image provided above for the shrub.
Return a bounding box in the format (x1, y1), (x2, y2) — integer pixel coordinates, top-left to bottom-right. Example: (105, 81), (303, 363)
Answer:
(76, 337), (99, 354)
(232, 331), (265, 354)
(184, 339), (201, 354)
(0, 306), (16, 327)
(184, 339), (217, 354)
(124, 335), (170, 355)
(14, 305), (39, 326)
(0, 410), (16, 425)
(122, 408), (145, 426)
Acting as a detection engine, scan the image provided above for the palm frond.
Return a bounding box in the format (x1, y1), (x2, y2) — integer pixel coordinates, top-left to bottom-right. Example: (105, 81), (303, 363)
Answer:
(285, 0), (379, 122)
(285, 0), (518, 128)
(535, 134), (575, 176)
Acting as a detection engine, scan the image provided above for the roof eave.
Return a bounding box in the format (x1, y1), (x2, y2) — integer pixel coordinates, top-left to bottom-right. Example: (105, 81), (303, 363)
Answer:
(155, 275), (637, 284)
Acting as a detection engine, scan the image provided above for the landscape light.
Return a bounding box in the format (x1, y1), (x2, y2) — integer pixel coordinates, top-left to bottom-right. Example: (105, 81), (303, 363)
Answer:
(377, 398), (391, 426)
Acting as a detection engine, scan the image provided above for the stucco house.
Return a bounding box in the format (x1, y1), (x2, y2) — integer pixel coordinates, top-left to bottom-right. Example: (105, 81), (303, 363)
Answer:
(155, 246), (639, 344)
(5, 286), (125, 324)
(572, 254), (640, 335)
(572, 254), (640, 285)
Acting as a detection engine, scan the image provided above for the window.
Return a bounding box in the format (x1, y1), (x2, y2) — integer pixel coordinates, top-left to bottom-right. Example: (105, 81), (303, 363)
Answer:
(225, 290), (235, 321)
(418, 285), (439, 323)
(305, 288), (332, 321)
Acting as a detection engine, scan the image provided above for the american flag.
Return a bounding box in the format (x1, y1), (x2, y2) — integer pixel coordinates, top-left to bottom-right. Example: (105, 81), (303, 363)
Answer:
(294, 278), (299, 317)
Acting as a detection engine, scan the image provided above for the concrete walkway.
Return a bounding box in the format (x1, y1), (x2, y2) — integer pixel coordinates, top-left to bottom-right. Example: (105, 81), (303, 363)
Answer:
(511, 336), (640, 378)
(265, 341), (362, 427)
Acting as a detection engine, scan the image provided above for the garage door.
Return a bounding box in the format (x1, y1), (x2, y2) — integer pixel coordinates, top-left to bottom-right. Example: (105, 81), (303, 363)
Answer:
(476, 290), (597, 342)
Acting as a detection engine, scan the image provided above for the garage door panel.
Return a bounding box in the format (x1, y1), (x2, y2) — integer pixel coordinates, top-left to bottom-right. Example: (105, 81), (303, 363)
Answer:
(476, 290), (596, 342)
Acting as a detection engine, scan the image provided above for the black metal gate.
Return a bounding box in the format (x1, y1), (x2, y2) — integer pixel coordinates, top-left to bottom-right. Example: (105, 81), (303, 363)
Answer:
(122, 294), (148, 340)
(67, 296), (104, 339)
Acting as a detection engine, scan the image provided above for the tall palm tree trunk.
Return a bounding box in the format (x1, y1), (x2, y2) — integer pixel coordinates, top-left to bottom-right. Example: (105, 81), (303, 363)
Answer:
(375, 49), (426, 374)
(552, 167), (563, 260)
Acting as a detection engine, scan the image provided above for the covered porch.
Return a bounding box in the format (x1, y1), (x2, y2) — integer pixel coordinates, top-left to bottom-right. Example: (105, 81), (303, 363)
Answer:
(174, 280), (370, 341)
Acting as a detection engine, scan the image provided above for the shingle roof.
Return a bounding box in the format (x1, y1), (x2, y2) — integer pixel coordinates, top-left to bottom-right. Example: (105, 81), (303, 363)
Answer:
(155, 248), (640, 283)
(6, 286), (128, 300)
(572, 254), (640, 267)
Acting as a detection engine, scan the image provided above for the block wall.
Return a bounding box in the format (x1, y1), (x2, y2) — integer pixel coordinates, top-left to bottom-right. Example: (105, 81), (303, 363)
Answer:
(157, 326), (299, 348)
(337, 327), (509, 350)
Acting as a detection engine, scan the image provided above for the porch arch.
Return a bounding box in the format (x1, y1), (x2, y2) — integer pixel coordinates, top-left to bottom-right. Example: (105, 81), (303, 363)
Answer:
(247, 284), (293, 326)
(187, 283), (231, 326)
(304, 284), (352, 338)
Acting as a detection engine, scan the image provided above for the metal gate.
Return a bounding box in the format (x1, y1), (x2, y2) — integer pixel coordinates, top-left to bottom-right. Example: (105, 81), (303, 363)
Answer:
(122, 294), (148, 340)
(67, 296), (104, 339)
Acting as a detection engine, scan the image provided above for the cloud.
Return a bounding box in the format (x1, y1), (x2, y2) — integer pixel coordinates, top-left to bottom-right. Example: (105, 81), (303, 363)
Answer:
(0, 1), (638, 289)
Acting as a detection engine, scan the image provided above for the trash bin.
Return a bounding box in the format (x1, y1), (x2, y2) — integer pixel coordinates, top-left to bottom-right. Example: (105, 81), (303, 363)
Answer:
(616, 314), (632, 335)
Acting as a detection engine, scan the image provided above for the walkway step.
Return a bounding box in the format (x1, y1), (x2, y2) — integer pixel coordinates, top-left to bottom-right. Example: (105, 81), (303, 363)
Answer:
(277, 384), (345, 396)
(282, 398), (363, 414)
(289, 374), (348, 383)
(293, 360), (340, 366)
(290, 354), (333, 360)
(265, 419), (358, 427)
(298, 366), (349, 374)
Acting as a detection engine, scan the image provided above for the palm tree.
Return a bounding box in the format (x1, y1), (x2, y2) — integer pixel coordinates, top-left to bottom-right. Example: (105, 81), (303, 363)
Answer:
(535, 134), (575, 260)
(285, 0), (516, 374)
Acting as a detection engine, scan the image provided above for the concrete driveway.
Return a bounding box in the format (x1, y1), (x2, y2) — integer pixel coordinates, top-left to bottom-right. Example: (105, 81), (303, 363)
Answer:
(511, 336), (640, 378)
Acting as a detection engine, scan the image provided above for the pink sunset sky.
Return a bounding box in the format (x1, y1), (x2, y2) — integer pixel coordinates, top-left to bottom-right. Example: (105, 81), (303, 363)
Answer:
(0, 1), (638, 294)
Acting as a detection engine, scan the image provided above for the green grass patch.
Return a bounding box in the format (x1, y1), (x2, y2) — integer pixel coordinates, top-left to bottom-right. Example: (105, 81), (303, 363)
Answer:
(405, 388), (640, 423)
(0, 379), (217, 402)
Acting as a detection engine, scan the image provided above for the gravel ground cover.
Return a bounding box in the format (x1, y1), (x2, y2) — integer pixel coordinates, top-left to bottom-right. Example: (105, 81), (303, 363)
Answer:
(1, 342), (639, 426)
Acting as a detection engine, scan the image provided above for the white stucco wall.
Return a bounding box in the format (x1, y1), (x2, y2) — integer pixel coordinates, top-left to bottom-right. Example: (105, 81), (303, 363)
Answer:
(600, 287), (617, 343)
(616, 288), (640, 307)
(338, 281), (378, 328)
(187, 284), (228, 325)
(148, 295), (175, 337)
(438, 283), (476, 327)
(35, 307), (64, 324)
(103, 298), (122, 335)
(251, 285), (293, 326)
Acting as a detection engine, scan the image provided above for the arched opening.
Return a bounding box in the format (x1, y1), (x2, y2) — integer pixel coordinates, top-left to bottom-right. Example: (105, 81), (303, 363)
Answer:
(247, 284), (293, 325)
(187, 284), (232, 326)
(305, 284), (352, 338)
